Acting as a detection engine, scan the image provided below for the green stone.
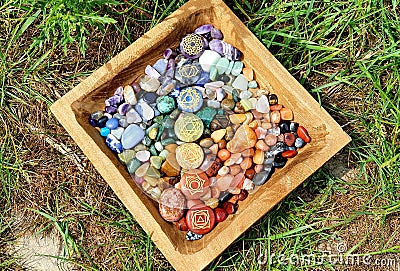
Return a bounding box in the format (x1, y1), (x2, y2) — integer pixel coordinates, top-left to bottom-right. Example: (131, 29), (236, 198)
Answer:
(232, 89), (240, 102)
(159, 149), (169, 160)
(209, 66), (218, 81)
(156, 96), (176, 114)
(248, 80), (258, 88)
(149, 145), (158, 156)
(127, 158), (142, 174)
(163, 117), (174, 129)
(240, 99), (253, 111)
(142, 136), (152, 146)
(216, 57), (230, 75)
(144, 175), (158, 186)
(169, 109), (180, 119)
(161, 138), (175, 146)
(150, 156), (163, 169)
(146, 165), (161, 179)
(217, 109), (224, 115)
(196, 107), (217, 127)
(153, 115), (164, 124)
(225, 60), (234, 75)
(118, 149), (136, 165)
(156, 124), (164, 141)
(231, 61), (244, 76)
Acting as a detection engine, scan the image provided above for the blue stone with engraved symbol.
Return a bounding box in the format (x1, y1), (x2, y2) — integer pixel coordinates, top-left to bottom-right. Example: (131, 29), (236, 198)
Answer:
(176, 87), (203, 113)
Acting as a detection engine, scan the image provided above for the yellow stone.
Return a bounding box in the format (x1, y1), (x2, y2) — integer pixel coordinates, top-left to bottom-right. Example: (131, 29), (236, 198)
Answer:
(148, 127), (158, 140)
(211, 129), (226, 143)
(229, 114), (246, 125)
(174, 113), (204, 142)
(253, 149), (264, 165)
(176, 143), (204, 169)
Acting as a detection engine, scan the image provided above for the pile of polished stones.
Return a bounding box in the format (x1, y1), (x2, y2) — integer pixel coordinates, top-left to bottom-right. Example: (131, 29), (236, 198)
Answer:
(89, 24), (311, 241)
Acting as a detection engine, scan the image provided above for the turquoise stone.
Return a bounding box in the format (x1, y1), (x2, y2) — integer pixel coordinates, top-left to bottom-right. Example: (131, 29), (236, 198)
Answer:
(177, 87), (203, 113)
(156, 96), (176, 114)
(127, 158), (142, 174)
(231, 61), (243, 76)
(248, 80), (258, 88)
(215, 58), (230, 75)
(225, 60), (234, 75)
(209, 65), (218, 81)
(100, 127), (110, 137)
(196, 107), (217, 127)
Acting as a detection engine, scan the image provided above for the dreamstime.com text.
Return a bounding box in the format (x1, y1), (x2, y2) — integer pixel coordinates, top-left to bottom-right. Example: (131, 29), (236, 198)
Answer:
(257, 242), (400, 270)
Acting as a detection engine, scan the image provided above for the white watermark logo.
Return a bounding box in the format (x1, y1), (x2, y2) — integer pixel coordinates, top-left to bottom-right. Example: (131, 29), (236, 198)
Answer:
(257, 241), (400, 269)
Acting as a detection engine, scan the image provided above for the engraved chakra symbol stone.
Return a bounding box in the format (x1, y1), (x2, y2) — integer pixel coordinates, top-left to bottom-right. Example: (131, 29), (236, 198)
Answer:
(180, 33), (205, 59)
(175, 61), (202, 85)
(183, 173), (206, 195)
(186, 206), (216, 235)
(175, 143), (204, 169)
(177, 87), (204, 113)
(174, 113), (204, 142)
(191, 210), (210, 229)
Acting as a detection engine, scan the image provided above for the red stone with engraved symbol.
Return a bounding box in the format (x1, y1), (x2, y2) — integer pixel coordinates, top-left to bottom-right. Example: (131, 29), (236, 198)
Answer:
(186, 205), (216, 234)
(180, 169), (210, 200)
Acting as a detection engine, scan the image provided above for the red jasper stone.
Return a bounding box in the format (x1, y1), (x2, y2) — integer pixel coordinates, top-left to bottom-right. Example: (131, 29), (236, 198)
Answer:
(297, 126), (311, 143)
(186, 205), (216, 235)
(214, 207), (228, 223)
(237, 189), (249, 201)
(175, 217), (189, 231)
(222, 202), (237, 214)
(205, 157), (223, 177)
(245, 168), (256, 179)
(282, 150), (298, 158)
(283, 133), (296, 146)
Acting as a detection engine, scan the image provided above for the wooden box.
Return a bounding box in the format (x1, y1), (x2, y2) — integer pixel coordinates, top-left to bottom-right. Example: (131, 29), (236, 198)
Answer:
(50, 0), (351, 269)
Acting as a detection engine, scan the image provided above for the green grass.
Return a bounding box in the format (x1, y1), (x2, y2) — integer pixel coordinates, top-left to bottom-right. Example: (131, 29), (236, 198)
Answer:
(0, 0), (399, 270)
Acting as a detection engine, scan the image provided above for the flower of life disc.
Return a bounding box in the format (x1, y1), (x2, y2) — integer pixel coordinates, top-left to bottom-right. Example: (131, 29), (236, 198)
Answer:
(174, 113), (204, 142)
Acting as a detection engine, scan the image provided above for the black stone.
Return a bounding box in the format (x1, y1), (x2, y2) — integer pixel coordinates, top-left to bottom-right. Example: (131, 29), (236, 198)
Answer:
(97, 116), (108, 128)
(268, 94), (278, 105)
(273, 160), (287, 168)
(219, 191), (231, 204)
(279, 121), (291, 134)
(285, 146), (297, 151)
(274, 152), (288, 164)
(232, 89), (240, 102)
(290, 122), (299, 133)
(217, 74), (230, 83)
(143, 92), (158, 104)
(89, 118), (98, 127)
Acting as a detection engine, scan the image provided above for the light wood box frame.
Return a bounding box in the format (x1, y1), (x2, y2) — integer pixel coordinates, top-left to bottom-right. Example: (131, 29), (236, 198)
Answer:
(51, 0), (351, 269)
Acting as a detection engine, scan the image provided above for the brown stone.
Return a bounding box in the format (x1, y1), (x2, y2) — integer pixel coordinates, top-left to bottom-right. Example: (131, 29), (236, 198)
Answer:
(264, 134), (277, 146)
(240, 157), (253, 170)
(205, 157), (223, 177)
(161, 153), (181, 177)
(229, 164), (242, 176)
(226, 124), (257, 153)
(180, 170), (210, 200)
(255, 140), (269, 151)
(214, 207), (228, 223)
(164, 143), (178, 153)
(284, 133), (296, 146)
(159, 188), (186, 222)
(280, 108), (293, 120)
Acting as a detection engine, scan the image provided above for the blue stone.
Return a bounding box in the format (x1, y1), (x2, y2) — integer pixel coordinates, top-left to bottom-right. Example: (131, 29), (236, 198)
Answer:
(196, 71), (210, 85)
(106, 134), (123, 153)
(100, 127), (111, 137)
(295, 137), (306, 148)
(89, 118), (98, 127)
(176, 87), (203, 113)
(106, 118), (119, 130)
(121, 124), (145, 149)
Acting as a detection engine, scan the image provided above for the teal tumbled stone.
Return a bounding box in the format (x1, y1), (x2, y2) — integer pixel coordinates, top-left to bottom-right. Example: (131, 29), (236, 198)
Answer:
(215, 57), (230, 75)
(196, 107), (217, 127)
(127, 158), (142, 174)
(161, 138), (175, 146)
(231, 61), (244, 76)
(156, 96), (176, 114)
(248, 80), (258, 88)
(209, 66), (218, 81)
(225, 60), (234, 75)
(142, 136), (152, 146)
(163, 117), (174, 129)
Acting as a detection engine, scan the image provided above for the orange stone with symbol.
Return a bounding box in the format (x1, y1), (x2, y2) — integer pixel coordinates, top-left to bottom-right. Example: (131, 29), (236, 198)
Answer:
(180, 170), (211, 200)
(186, 205), (216, 235)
